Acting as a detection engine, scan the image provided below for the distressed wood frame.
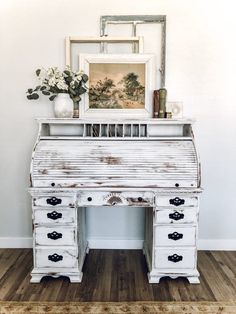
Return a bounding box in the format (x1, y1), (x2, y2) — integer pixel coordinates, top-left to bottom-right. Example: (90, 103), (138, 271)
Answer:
(100, 15), (166, 87)
(65, 36), (144, 67)
(79, 53), (156, 119)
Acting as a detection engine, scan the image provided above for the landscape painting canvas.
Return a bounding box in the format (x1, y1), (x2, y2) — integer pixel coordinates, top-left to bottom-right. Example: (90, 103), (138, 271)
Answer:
(89, 63), (145, 109)
(79, 54), (155, 118)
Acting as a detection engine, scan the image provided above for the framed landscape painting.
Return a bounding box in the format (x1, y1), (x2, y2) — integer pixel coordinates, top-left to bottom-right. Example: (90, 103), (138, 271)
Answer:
(79, 54), (156, 118)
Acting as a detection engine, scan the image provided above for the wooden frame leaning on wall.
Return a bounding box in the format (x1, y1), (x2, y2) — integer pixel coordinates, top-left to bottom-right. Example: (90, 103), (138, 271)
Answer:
(79, 53), (156, 119)
(65, 36), (144, 67)
(100, 15), (166, 88)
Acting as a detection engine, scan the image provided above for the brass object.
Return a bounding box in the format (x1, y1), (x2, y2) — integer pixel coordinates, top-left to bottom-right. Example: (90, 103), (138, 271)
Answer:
(165, 112), (172, 119)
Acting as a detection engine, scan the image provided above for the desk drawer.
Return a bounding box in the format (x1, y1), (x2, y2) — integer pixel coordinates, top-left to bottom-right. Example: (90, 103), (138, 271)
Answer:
(35, 227), (76, 246)
(154, 248), (196, 270)
(154, 226), (196, 246)
(35, 247), (78, 268)
(78, 191), (154, 207)
(33, 195), (75, 208)
(34, 208), (76, 225)
(156, 195), (198, 208)
(155, 208), (198, 224)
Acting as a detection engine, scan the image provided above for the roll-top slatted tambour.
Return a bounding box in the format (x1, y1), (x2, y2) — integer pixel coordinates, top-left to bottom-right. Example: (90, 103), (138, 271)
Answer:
(32, 139), (199, 189)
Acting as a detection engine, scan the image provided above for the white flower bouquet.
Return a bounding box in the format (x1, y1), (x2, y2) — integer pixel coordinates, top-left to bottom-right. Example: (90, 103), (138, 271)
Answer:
(26, 66), (88, 109)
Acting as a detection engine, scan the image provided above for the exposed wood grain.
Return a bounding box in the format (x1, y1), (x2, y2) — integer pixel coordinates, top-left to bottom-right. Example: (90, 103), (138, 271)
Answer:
(38, 277), (64, 301)
(197, 251), (236, 301)
(0, 249), (235, 302)
(0, 250), (32, 300)
(32, 140), (198, 188)
(91, 250), (112, 301)
(212, 251), (236, 286)
(0, 249), (22, 282)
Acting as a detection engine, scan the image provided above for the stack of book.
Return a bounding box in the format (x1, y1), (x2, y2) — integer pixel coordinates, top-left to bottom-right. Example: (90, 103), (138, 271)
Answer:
(153, 88), (168, 118)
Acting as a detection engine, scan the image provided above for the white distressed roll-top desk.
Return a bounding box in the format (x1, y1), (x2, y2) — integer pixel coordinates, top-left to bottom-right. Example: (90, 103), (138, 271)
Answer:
(29, 118), (202, 284)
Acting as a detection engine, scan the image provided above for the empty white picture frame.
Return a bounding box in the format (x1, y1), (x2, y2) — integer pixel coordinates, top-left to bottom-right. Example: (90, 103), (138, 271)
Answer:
(65, 36), (144, 67)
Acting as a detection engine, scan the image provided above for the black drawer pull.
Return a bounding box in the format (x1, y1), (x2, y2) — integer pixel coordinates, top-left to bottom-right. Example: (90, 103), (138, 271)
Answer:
(169, 197), (185, 206)
(87, 197), (92, 202)
(47, 211), (62, 220)
(46, 197), (62, 206)
(168, 254), (183, 263)
(138, 197), (143, 202)
(168, 231), (183, 241)
(48, 253), (63, 262)
(169, 211), (184, 221)
(47, 231), (62, 240)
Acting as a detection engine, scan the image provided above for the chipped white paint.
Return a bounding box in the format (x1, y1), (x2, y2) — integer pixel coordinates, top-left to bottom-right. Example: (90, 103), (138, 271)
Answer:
(32, 140), (198, 188)
(35, 226), (76, 246)
(154, 226), (196, 246)
(154, 248), (196, 270)
(78, 191), (154, 207)
(29, 118), (202, 284)
(35, 247), (78, 268)
(34, 208), (76, 225)
(33, 195), (76, 208)
(155, 207), (198, 225)
(155, 195), (198, 207)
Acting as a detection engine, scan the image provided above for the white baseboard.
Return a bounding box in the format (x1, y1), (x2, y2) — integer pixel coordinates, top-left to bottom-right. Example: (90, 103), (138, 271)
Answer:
(0, 237), (235, 250)
(0, 237), (33, 248)
(88, 239), (144, 249)
(198, 239), (236, 250)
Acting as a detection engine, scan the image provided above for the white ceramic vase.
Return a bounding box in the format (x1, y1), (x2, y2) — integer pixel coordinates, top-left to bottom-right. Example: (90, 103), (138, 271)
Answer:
(54, 93), (73, 118)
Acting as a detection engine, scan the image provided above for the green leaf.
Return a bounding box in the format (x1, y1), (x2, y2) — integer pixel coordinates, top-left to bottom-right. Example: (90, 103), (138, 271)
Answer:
(50, 87), (58, 93)
(64, 70), (70, 76)
(69, 87), (76, 96)
(40, 86), (47, 91)
(78, 86), (87, 95)
(82, 74), (88, 82)
(65, 76), (72, 83)
(36, 69), (41, 76)
(31, 93), (39, 99)
(74, 81), (79, 88)
(27, 88), (33, 94)
(35, 85), (41, 91)
(49, 95), (57, 101)
(42, 90), (50, 96)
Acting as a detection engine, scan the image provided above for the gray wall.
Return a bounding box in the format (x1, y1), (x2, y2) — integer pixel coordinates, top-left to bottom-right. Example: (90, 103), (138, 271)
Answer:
(0, 0), (236, 248)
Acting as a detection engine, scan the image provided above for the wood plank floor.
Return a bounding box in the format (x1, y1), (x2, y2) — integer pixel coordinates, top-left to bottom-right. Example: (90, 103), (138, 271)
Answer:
(0, 249), (235, 302)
